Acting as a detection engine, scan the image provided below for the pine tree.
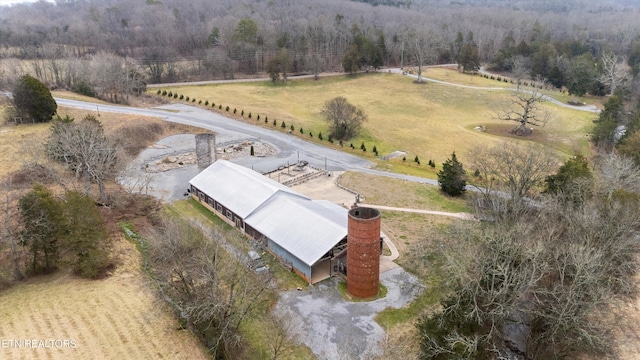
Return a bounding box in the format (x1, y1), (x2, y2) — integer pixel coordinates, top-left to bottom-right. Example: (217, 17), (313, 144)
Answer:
(13, 74), (57, 123)
(18, 185), (65, 273)
(437, 151), (467, 196)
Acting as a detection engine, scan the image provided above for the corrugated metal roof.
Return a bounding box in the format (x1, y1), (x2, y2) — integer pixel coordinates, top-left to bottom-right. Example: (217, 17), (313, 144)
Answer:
(312, 200), (349, 228)
(189, 160), (308, 218)
(245, 193), (348, 266)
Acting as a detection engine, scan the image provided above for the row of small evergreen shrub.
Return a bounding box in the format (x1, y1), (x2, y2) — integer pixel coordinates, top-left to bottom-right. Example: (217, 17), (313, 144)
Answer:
(155, 90), (438, 163)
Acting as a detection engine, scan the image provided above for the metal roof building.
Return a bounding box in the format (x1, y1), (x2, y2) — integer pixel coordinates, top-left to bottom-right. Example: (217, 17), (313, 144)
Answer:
(189, 160), (349, 283)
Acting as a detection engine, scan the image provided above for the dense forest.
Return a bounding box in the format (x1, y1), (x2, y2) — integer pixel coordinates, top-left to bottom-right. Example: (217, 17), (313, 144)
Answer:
(1, 0), (640, 92)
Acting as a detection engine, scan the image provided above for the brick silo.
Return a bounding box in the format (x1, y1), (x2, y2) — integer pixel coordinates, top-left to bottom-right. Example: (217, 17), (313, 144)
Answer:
(347, 207), (381, 298)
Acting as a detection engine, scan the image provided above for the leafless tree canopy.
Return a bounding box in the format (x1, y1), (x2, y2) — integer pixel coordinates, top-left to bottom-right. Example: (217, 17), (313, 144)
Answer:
(147, 216), (271, 359)
(418, 153), (640, 360)
(495, 86), (554, 136)
(45, 115), (120, 203)
(600, 52), (630, 95)
(321, 96), (367, 140)
(1, 0), (639, 91)
(469, 141), (558, 208)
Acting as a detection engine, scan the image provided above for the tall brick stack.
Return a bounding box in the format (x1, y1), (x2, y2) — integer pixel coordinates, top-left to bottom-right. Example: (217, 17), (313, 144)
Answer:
(347, 207), (381, 298)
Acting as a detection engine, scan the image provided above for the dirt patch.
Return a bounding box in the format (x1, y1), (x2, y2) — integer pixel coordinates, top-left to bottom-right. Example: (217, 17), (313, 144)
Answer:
(288, 171), (357, 207)
(144, 139), (276, 173)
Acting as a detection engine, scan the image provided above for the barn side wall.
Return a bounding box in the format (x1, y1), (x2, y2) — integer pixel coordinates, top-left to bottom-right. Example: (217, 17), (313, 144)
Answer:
(268, 239), (312, 282)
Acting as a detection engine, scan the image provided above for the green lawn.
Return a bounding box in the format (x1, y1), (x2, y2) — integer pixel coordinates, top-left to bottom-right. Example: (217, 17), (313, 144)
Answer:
(157, 72), (597, 173)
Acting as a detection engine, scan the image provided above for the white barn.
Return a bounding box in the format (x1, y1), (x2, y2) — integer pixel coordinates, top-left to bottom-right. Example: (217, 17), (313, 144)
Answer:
(189, 160), (349, 283)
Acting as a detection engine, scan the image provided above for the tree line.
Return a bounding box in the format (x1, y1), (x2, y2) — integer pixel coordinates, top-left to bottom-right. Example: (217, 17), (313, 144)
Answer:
(413, 140), (640, 359)
(1, 0), (639, 93)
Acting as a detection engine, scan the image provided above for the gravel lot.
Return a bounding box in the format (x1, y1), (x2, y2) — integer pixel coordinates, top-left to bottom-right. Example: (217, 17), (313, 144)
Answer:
(276, 267), (424, 360)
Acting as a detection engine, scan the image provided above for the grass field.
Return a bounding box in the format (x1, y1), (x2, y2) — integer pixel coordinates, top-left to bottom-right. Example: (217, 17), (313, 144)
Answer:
(0, 103), (202, 175)
(0, 68), (609, 358)
(0, 105), (214, 359)
(0, 236), (210, 360)
(157, 69), (597, 171)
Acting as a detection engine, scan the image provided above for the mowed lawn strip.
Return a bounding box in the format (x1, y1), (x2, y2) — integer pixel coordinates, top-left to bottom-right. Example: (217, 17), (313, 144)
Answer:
(158, 72), (596, 169)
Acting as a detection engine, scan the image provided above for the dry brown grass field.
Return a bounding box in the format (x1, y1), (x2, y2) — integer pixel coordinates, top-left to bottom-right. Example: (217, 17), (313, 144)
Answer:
(0, 102), (201, 175)
(0, 103), (213, 359)
(0, 236), (210, 360)
(159, 69), (597, 171)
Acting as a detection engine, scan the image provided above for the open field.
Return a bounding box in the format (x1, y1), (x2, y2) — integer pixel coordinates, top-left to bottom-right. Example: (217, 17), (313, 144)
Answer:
(0, 104), (203, 176)
(339, 171), (469, 214)
(0, 236), (210, 360)
(158, 71), (597, 168)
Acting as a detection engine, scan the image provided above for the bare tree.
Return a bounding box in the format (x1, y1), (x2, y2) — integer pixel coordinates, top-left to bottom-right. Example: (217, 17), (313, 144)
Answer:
(266, 309), (300, 360)
(90, 52), (145, 103)
(148, 217), (271, 358)
(495, 85), (554, 136)
(0, 177), (25, 281)
(596, 153), (640, 200)
(307, 20), (326, 80)
(321, 96), (367, 140)
(408, 27), (441, 83)
(469, 142), (558, 207)
(46, 115), (119, 203)
(510, 55), (531, 91)
(600, 52), (629, 95)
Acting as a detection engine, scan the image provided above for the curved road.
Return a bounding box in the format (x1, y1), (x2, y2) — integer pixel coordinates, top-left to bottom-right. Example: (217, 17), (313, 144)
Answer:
(390, 67), (601, 113)
(53, 66), (599, 190)
(56, 98), (441, 186)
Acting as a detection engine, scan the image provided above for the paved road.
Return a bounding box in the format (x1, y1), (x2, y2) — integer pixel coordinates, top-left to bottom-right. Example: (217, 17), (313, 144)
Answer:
(55, 98), (446, 187)
(391, 67), (601, 113)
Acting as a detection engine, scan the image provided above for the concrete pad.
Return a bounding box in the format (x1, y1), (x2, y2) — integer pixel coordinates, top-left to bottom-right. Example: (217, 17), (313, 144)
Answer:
(290, 171), (358, 208)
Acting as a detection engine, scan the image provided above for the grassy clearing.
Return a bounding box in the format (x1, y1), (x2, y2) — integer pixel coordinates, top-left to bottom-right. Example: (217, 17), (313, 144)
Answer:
(405, 67), (502, 87)
(339, 171), (470, 213)
(157, 72), (597, 176)
(51, 90), (109, 104)
(0, 236), (210, 360)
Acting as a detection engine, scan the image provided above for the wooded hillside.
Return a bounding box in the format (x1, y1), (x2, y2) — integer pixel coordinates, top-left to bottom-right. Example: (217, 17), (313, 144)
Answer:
(1, 0), (639, 87)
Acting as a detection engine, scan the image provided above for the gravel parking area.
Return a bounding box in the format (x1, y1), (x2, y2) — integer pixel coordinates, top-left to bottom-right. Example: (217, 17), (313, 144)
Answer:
(276, 267), (424, 360)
